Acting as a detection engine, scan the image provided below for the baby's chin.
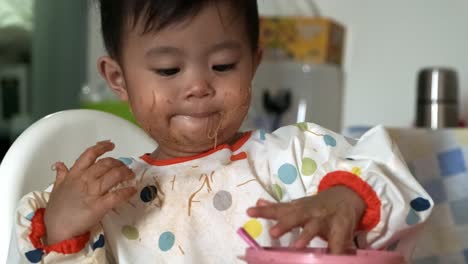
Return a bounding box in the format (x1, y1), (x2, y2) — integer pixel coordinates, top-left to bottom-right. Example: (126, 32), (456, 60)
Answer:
(149, 113), (243, 155)
(169, 114), (232, 142)
(171, 130), (233, 151)
(153, 125), (239, 156)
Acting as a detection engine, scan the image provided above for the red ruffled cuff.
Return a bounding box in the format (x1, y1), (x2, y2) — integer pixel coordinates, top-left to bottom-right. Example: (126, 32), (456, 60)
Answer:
(318, 171), (381, 231)
(29, 208), (90, 254)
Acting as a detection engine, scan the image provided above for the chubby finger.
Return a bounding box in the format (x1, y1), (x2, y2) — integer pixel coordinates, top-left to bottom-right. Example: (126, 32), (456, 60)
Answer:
(99, 187), (137, 211)
(86, 157), (127, 179)
(95, 166), (136, 195)
(294, 221), (322, 248)
(54, 162), (69, 184)
(72, 141), (115, 172)
(269, 209), (308, 239)
(327, 217), (354, 254)
(256, 198), (274, 207)
(247, 203), (285, 220)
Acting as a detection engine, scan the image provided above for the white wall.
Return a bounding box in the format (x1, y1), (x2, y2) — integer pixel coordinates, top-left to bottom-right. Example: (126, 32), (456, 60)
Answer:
(88, 0), (468, 128)
(260, 0), (468, 128)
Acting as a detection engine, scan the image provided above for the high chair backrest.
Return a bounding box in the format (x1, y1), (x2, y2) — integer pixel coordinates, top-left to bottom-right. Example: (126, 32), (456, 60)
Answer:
(0, 109), (157, 264)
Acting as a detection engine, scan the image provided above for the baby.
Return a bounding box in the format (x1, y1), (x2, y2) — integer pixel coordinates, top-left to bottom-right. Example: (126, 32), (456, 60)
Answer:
(15, 0), (432, 263)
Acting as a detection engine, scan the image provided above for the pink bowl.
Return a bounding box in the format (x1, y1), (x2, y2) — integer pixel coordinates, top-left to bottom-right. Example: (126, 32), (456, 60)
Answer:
(243, 247), (405, 264)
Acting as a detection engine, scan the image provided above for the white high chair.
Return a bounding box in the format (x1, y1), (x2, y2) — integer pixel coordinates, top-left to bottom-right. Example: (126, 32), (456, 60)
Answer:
(0, 109), (157, 264)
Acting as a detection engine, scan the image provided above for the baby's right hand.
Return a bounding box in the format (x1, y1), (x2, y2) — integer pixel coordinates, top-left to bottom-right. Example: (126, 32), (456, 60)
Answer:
(44, 140), (137, 245)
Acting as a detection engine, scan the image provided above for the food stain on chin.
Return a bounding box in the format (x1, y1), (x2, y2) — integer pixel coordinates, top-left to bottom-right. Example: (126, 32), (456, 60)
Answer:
(206, 112), (225, 149)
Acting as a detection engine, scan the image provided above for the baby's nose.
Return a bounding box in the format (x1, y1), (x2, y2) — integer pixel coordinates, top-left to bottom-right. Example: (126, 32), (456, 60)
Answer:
(184, 81), (215, 99)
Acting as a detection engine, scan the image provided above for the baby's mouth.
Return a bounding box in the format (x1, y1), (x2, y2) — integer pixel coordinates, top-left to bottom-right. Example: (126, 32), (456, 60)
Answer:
(178, 112), (218, 119)
(171, 111), (224, 126)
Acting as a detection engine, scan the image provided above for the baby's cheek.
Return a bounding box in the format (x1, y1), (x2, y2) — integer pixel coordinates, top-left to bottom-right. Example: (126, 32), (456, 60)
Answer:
(225, 103), (250, 126)
(237, 91), (252, 110)
(224, 86), (251, 104)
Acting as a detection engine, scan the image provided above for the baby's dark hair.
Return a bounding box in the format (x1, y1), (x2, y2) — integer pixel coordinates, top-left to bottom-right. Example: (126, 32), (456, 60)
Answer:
(98, 0), (259, 58)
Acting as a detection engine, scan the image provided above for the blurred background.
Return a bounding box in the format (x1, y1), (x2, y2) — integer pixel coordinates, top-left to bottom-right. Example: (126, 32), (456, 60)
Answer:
(1, 0), (468, 156)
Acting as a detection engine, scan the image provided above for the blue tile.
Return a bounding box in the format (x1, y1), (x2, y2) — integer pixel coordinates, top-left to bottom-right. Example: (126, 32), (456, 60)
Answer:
(410, 155), (441, 184)
(438, 149), (466, 177)
(423, 179), (447, 204)
(443, 173), (468, 202)
(450, 198), (468, 225)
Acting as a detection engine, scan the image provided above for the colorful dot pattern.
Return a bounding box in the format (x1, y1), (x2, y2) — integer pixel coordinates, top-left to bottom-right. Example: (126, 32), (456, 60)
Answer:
(122, 225), (139, 240)
(25, 211), (35, 221)
(324, 135), (337, 147)
(140, 185), (158, 203)
(243, 219), (263, 239)
(118, 157), (134, 166)
(92, 234), (105, 250)
(213, 190), (232, 211)
(351, 167), (362, 176)
(25, 249), (44, 263)
(405, 197), (431, 225)
(15, 123), (445, 262)
(158, 231), (175, 252)
(278, 163), (298, 184)
(406, 209), (421, 225)
(259, 130), (266, 141)
(301, 158), (317, 176)
(271, 184), (283, 201)
(410, 197), (431, 211)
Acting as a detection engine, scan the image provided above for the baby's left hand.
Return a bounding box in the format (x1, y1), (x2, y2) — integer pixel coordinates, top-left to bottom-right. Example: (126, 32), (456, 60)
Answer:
(247, 186), (365, 254)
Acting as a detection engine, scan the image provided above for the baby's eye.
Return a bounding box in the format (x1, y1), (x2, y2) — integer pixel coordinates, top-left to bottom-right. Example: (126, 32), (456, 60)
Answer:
(154, 68), (180, 77)
(212, 63), (236, 72)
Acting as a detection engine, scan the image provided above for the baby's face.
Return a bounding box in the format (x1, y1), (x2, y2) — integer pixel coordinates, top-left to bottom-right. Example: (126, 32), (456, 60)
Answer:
(113, 2), (260, 157)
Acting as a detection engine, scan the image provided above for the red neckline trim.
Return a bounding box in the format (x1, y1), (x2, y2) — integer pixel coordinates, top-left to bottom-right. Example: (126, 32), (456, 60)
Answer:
(140, 131), (252, 166)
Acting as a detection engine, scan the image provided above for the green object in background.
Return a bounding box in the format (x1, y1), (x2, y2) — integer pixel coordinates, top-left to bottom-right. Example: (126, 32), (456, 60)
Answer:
(81, 101), (138, 125)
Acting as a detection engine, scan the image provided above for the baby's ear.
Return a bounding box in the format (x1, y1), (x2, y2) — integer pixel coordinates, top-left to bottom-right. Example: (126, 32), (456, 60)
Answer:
(97, 56), (128, 101)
